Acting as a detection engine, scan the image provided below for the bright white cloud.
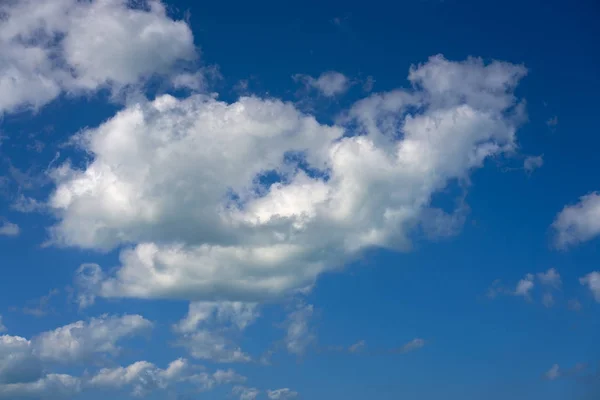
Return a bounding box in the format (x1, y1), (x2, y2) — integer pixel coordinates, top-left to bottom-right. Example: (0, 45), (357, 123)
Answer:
(47, 55), (527, 304)
(295, 71), (350, 97)
(267, 388), (298, 400)
(552, 192), (600, 248)
(0, 221), (19, 237)
(0, 0), (196, 115)
(34, 314), (152, 363)
(579, 272), (600, 302)
(284, 303), (315, 356)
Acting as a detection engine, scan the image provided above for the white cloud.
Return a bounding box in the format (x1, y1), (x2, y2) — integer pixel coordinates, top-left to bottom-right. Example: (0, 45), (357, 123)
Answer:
(174, 302), (256, 363)
(294, 71), (350, 97)
(177, 329), (251, 364)
(284, 303), (315, 356)
(267, 388), (298, 400)
(552, 192), (600, 248)
(0, 221), (20, 237)
(579, 271), (600, 302)
(0, 355), (244, 398)
(537, 268), (561, 288)
(397, 338), (425, 354)
(73, 263), (104, 309)
(11, 195), (46, 214)
(47, 55), (526, 304)
(89, 358), (191, 396)
(175, 302), (259, 334)
(0, 336), (42, 385)
(515, 273), (534, 298)
(490, 269), (562, 305)
(545, 364), (560, 380)
(542, 293), (554, 308)
(34, 314), (152, 363)
(348, 340), (366, 353)
(523, 155), (543, 174)
(0, 0), (196, 115)
(187, 368), (247, 392)
(0, 374), (80, 399)
(212, 369), (247, 385)
(363, 76), (375, 92)
(233, 386), (260, 400)
(0, 317), (5, 333)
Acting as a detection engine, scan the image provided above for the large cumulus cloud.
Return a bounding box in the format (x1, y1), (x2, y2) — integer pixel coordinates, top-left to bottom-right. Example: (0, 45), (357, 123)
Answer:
(47, 55), (527, 303)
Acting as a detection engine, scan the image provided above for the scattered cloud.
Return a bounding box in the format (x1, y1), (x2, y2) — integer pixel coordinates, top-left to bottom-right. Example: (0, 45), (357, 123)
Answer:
(488, 269), (562, 304)
(174, 302), (257, 363)
(15, 289), (60, 317)
(294, 71), (350, 97)
(362, 76), (375, 92)
(89, 358), (191, 396)
(331, 15), (350, 28)
(486, 279), (510, 299)
(552, 192), (600, 249)
(524, 155), (543, 174)
(0, 373), (81, 399)
(177, 330), (251, 364)
(0, 220), (19, 237)
(543, 363), (588, 381)
(0, 1), (566, 398)
(73, 264), (104, 309)
(233, 79), (250, 96)
(233, 386), (260, 400)
(33, 314), (152, 363)
(579, 272), (600, 302)
(11, 195), (46, 214)
(0, 354), (248, 399)
(515, 273), (535, 298)
(348, 340), (366, 353)
(545, 364), (561, 380)
(284, 303), (315, 356)
(267, 388), (299, 400)
(542, 293), (554, 308)
(537, 268), (561, 289)
(546, 116), (558, 130)
(395, 338), (426, 354)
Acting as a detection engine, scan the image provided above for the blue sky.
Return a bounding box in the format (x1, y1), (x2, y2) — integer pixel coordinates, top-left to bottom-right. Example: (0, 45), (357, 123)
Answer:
(0, 0), (599, 399)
